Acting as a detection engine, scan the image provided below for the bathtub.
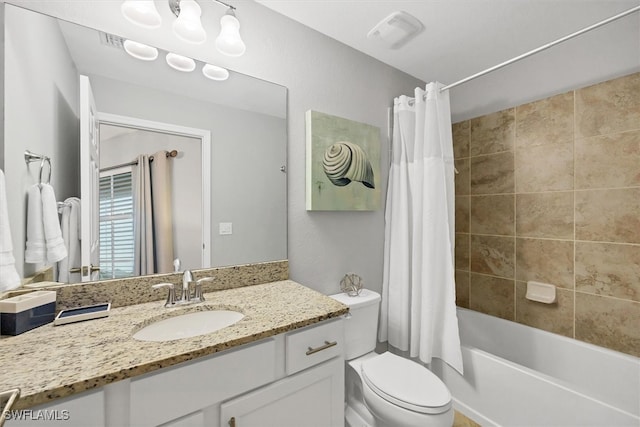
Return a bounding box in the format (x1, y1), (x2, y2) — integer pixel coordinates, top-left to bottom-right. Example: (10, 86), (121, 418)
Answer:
(430, 308), (640, 426)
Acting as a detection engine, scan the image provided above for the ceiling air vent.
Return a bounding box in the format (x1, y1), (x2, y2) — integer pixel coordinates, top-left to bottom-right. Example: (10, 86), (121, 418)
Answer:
(99, 32), (126, 50)
(367, 11), (424, 49)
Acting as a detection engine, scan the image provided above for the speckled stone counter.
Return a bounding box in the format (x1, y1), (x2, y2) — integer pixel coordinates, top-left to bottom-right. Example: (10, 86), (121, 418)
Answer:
(0, 280), (348, 410)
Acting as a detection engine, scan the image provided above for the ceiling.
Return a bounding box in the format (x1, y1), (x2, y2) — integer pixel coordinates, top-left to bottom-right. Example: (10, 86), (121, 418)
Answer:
(256, 0), (640, 120)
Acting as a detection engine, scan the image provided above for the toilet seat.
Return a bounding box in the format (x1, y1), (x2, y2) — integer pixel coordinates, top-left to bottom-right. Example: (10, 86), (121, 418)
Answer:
(361, 352), (452, 415)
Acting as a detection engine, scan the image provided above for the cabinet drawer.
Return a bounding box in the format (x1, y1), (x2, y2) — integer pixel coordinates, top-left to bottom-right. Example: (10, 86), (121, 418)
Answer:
(285, 318), (343, 375)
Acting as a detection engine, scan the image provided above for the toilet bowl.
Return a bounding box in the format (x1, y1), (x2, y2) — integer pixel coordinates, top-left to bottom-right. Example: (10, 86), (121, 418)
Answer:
(330, 290), (454, 427)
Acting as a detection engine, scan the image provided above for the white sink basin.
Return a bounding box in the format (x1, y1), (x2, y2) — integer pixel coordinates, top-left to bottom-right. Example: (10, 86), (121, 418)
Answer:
(133, 310), (244, 342)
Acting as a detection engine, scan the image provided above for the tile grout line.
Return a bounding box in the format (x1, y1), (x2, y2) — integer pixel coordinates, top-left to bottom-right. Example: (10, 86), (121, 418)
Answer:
(513, 107), (518, 322)
(573, 88), (577, 340)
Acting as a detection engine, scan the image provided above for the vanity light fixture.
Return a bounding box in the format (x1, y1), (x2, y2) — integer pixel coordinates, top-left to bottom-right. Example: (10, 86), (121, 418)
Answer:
(123, 40), (159, 61)
(170, 0), (206, 44)
(165, 0), (245, 56)
(121, 0), (162, 29)
(202, 63), (229, 81)
(166, 52), (196, 72)
(215, 8), (246, 57)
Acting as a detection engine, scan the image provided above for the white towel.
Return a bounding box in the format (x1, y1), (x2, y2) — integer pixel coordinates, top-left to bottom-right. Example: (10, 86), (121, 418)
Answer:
(25, 184), (46, 264)
(41, 184), (67, 263)
(0, 169), (21, 291)
(58, 197), (81, 283)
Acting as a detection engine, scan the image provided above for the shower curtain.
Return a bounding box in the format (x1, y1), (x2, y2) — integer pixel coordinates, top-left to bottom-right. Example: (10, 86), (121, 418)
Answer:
(132, 151), (174, 275)
(379, 82), (463, 374)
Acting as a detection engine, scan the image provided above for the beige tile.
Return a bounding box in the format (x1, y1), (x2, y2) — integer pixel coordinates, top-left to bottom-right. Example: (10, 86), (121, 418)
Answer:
(455, 270), (470, 309)
(576, 72), (640, 139)
(470, 194), (515, 236)
(453, 120), (470, 159)
(455, 196), (470, 233)
(455, 158), (470, 195)
(575, 130), (640, 189)
(455, 233), (470, 271)
(575, 188), (640, 244)
(575, 292), (640, 357)
(516, 283), (574, 337)
(575, 242), (640, 302)
(516, 192), (574, 239)
(516, 91), (574, 147)
(515, 142), (574, 192)
(469, 273), (515, 320)
(470, 152), (514, 195)
(470, 235), (515, 278)
(516, 238), (574, 289)
(470, 108), (515, 156)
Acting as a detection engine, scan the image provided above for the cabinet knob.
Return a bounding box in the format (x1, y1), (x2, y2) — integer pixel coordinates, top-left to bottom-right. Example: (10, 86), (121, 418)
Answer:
(229, 416), (236, 427)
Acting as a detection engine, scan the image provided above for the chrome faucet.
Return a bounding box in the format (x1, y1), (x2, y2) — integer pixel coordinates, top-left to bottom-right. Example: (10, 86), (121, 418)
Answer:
(152, 259), (213, 307)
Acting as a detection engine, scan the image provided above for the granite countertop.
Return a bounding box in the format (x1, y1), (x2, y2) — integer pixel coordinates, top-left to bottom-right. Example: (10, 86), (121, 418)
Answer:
(0, 281), (348, 410)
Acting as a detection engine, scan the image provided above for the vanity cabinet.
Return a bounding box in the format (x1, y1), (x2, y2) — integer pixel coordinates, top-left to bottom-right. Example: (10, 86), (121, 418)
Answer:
(8, 318), (345, 427)
(5, 389), (105, 427)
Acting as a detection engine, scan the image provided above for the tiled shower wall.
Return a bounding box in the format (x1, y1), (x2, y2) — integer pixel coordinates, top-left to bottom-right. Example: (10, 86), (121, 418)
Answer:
(453, 72), (639, 357)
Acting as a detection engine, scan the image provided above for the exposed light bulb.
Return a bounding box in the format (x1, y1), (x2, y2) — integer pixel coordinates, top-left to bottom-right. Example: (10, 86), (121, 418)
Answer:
(166, 52), (196, 72)
(123, 40), (159, 61)
(202, 64), (229, 81)
(121, 0), (162, 29)
(172, 0), (206, 45)
(215, 11), (246, 57)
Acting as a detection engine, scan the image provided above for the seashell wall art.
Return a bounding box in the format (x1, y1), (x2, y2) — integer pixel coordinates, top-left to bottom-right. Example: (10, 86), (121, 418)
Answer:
(306, 110), (381, 210)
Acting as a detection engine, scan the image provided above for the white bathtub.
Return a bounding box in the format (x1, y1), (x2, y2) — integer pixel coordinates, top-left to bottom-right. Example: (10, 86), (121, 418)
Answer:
(430, 308), (640, 426)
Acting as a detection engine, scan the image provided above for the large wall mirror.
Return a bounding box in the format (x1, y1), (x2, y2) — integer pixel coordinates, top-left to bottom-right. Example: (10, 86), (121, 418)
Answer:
(2, 4), (287, 285)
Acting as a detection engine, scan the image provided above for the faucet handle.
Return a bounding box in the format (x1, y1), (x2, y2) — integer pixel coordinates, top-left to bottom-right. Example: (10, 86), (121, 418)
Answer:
(152, 282), (176, 307)
(193, 277), (214, 302)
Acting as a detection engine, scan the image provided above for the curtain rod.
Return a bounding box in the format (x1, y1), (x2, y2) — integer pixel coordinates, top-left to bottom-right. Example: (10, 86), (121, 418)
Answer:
(439, 5), (640, 92)
(100, 150), (178, 173)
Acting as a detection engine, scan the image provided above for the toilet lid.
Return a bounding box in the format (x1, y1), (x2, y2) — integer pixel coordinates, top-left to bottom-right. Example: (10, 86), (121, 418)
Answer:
(361, 352), (452, 414)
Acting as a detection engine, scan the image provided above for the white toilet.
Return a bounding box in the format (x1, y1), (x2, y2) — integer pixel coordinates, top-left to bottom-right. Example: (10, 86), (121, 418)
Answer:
(330, 289), (454, 427)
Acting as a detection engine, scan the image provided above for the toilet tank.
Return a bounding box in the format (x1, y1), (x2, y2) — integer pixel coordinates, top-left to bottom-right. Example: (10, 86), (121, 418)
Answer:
(330, 289), (381, 360)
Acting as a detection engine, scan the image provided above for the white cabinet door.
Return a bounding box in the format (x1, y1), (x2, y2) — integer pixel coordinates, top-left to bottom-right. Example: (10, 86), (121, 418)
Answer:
(220, 357), (344, 427)
(5, 389), (105, 427)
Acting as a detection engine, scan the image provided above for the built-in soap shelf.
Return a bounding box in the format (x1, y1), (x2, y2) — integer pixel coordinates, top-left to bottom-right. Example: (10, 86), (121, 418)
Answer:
(525, 281), (556, 304)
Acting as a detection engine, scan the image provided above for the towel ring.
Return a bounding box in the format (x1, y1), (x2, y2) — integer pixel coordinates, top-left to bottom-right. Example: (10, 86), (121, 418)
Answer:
(39, 157), (52, 186)
(24, 150), (52, 186)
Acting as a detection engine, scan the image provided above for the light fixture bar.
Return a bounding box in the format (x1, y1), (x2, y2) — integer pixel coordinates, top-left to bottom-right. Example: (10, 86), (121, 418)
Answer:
(211, 0), (235, 11)
(170, 0), (236, 15)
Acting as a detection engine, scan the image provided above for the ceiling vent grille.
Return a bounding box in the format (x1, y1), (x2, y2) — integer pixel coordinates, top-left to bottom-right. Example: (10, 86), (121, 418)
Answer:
(99, 32), (126, 50)
(367, 11), (424, 49)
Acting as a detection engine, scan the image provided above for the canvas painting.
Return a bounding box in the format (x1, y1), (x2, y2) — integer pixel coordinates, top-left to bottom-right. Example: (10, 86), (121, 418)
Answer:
(306, 110), (381, 211)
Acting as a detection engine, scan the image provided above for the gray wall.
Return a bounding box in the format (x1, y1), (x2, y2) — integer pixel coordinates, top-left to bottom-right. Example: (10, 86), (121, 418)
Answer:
(4, 5), (79, 278)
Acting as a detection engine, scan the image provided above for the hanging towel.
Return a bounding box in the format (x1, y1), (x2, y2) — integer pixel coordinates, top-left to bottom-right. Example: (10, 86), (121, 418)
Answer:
(25, 184), (46, 264)
(58, 197), (81, 283)
(41, 184), (67, 263)
(0, 169), (21, 291)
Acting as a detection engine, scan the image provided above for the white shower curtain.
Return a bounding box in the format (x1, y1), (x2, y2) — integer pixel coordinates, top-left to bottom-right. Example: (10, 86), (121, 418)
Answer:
(380, 82), (463, 374)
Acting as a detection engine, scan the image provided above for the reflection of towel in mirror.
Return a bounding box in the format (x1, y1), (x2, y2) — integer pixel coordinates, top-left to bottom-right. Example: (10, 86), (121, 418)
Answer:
(25, 184), (67, 264)
(25, 184), (46, 264)
(0, 169), (21, 291)
(58, 197), (81, 283)
(41, 184), (67, 263)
